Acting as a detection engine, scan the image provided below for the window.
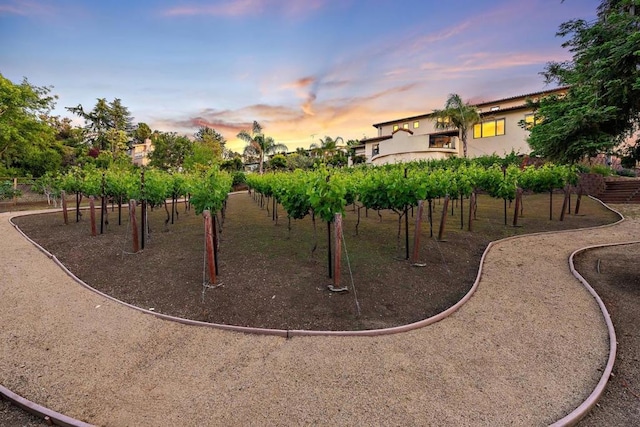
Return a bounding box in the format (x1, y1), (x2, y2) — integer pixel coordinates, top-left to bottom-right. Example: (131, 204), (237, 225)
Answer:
(473, 118), (505, 138)
(372, 144), (379, 157)
(413, 121), (420, 129)
(393, 125), (399, 131)
(524, 113), (538, 130)
(490, 106), (500, 111)
(402, 123), (409, 129)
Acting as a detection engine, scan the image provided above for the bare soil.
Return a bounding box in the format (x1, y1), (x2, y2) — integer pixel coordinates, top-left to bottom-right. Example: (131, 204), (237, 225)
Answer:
(11, 192), (618, 331)
(574, 242), (640, 426)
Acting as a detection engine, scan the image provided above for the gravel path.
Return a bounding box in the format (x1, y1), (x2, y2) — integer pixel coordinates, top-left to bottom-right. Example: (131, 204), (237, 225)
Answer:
(1, 205), (639, 426)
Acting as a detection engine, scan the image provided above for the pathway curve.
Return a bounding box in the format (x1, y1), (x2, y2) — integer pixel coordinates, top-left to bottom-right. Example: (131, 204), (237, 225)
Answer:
(1, 206), (639, 426)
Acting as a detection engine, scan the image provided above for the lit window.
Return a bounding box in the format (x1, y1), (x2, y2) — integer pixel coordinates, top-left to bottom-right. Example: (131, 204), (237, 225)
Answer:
(413, 121), (420, 129)
(490, 106), (500, 111)
(393, 125), (399, 131)
(524, 113), (538, 130)
(403, 123), (409, 129)
(473, 119), (505, 138)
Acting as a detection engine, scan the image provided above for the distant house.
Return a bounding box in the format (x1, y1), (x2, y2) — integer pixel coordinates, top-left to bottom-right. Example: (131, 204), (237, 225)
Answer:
(355, 87), (568, 165)
(129, 138), (153, 166)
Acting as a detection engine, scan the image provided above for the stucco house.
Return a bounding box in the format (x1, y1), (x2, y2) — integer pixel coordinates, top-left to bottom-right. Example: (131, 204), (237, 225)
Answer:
(354, 87), (567, 165)
(129, 138), (154, 166)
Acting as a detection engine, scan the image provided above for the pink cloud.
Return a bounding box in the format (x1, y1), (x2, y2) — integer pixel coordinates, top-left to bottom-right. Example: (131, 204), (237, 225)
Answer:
(421, 49), (570, 76)
(162, 0), (326, 19)
(0, 0), (56, 17)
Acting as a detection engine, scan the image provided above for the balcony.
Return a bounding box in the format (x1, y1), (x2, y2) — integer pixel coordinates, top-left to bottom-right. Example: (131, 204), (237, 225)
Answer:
(429, 135), (456, 150)
(370, 134), (459, 165)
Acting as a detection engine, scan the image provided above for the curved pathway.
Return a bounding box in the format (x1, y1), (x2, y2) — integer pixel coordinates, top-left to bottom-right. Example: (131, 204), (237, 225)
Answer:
(1, 206), (639, 426)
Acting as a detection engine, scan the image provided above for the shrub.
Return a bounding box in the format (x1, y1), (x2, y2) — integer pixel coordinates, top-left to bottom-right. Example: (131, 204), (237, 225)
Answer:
(231, 171), (246, 187)
(0, 180), (21, 201)
(616, 168), (637, 177)
(589, 165), (614, 176)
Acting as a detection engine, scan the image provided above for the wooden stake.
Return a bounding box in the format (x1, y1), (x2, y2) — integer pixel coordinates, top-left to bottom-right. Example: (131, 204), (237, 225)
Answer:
(203, 210), (216, 284)
(437, 195), (450, 241)
(333, 213), (342, 288)
(61, 190), (68, 225)
(468, 192), (475, 232)
(575, 188), (583, 215)
(89, 196), (97, 237)
(129, 199), (139, 253)
(411, 200), (425, 264)
(513, 188), (523, 227)
(559, 185), (570, 222)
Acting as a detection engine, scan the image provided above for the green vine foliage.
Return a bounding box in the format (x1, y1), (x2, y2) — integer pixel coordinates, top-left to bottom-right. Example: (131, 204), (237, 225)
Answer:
(105, 167), (138, 202)
(244, 157), (580, 224)
(306, 167), (347, 223)
(189, 168), (233, 215)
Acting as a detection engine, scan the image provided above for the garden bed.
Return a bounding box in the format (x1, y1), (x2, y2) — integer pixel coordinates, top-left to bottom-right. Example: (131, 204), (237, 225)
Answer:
(12, 192), (619, 331)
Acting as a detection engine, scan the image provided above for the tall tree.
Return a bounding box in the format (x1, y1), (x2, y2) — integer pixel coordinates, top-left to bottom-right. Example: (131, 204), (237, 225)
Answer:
(432, 94), (480, 158)
(237, 121), (287, 174)
(194, 126), (225, 162)
(310, 136), (344, 161)
(66, 98), (134, 156)
(527, 0), (640, 163)
(0, 74), (57, 176)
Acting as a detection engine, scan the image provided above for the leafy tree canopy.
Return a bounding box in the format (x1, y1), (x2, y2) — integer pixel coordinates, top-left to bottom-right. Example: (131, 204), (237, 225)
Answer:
(0, 74), (58, 176)
(148, 132), (193, 171)
(528, 0), (640, 163)
(238, 120), (287, 174)
(432, 94), (480, 158)
(133, 122), (152, 144)
(194, 126), (225, 162)
(66, 97), (134, 155)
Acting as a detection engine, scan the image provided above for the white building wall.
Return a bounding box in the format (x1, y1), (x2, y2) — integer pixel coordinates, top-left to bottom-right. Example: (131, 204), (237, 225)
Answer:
(467, 110), (532, 158)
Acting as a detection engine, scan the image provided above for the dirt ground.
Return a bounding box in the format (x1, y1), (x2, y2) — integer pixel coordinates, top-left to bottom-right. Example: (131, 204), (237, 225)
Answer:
(0, 195), (636, 425)
(11, 192), (617, 331)
(574, 242), (640, 426)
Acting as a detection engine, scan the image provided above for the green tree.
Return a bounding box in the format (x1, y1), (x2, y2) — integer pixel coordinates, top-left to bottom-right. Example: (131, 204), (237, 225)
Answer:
(221, 156), (243, 171)
(148, 132), (193, 170)
(132, 122), (152, 144)
(66, 97), (134, 156)
(286, 152), (315, 170)
(0, 74), (57, 175)
(433, 94), (480, 158)
(266, 153), (287, 171)
(237, 120), (288, 174)
(310, 136), (341, 158)
(194, 126), (225, 163)
(528, 0), (640, 163)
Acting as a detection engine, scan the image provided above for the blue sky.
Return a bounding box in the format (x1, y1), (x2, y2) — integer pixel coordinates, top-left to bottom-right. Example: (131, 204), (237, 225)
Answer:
(1, 0), (601, 152)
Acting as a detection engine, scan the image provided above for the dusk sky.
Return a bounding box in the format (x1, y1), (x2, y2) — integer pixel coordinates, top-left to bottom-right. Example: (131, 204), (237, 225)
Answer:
(1, 0), (601, 153)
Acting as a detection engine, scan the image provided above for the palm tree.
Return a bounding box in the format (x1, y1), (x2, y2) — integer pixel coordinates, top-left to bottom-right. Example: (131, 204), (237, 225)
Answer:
(237, 121), (288, 174)
(309, 136), (344, 161)
(433, 94), (480, 158)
